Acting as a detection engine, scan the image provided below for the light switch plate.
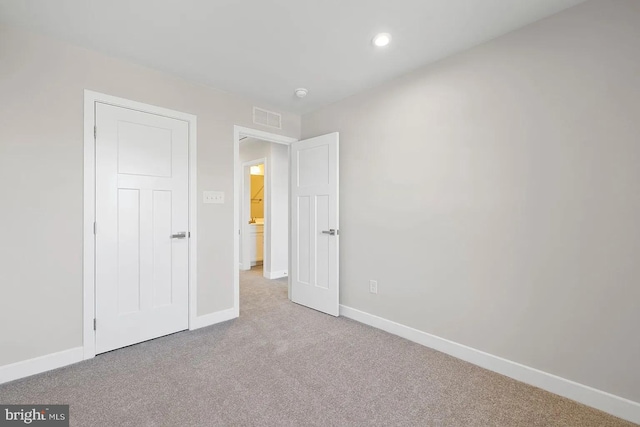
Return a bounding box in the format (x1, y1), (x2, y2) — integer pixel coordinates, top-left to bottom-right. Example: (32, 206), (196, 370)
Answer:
(203, 191), (224, 204)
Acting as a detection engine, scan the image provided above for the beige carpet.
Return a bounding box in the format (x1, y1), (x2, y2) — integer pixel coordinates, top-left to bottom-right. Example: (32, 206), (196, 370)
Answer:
(0, 267), (635, 426)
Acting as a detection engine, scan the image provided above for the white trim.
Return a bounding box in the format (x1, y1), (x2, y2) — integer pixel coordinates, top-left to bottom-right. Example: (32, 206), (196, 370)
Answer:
(84, 90), (198, 358)
(187, 114), (198, 332)
(262, 158), (270, 279)
(0, 347), (84, 385)
(339, 305), (640, 425)
(287, 145), (292, 301)
(236, 126), (296, 145)
(234, 126), (297, 318)
(83, 94), (96, 360)
(265, 270), (288, 280)
(190, 308), (236, 330)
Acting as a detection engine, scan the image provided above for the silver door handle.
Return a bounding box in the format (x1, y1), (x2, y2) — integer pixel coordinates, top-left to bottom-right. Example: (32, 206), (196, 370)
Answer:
(171, 232), (187, 239)
(321, 229), (338, 236)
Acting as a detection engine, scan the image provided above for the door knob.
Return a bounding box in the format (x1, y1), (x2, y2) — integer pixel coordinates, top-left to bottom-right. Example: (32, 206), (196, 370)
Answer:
(321, 229), (338, 236)
(171, 232), (187, 239)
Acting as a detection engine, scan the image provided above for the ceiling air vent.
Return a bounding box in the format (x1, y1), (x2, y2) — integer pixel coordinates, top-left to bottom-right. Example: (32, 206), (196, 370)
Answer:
(253, 107), (282, 130)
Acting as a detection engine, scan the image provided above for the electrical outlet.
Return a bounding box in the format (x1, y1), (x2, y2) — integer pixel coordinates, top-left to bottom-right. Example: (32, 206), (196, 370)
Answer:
(369, 280), (378, 294)
(203, 191), (224, 204)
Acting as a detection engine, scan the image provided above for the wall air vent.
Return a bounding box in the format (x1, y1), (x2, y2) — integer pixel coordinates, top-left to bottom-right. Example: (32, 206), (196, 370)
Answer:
(253, 107), (282, 130)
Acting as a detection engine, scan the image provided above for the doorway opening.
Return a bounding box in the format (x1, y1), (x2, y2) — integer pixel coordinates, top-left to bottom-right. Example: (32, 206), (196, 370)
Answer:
(233, 127), (296, 315)
(240, 157), (266, 274)
(233, 126), (340, 318)
(239, 138), (289, 287)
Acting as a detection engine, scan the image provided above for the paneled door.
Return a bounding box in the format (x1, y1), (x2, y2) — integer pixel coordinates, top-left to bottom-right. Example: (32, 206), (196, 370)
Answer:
(290, 133), (339, 316)
(95, 103), (189, 354)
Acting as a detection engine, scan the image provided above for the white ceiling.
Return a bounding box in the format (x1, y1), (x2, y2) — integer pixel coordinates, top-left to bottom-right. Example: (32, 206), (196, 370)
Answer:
(0, 0), (585, 114)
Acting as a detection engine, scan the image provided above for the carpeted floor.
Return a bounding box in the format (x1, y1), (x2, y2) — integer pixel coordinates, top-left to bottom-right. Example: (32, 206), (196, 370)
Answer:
(0, 267), (635, 426)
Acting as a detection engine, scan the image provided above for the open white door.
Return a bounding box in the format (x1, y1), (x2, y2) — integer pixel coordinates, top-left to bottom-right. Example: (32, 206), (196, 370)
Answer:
(95, 103), (189, 354)
(290, 132), (339, 316)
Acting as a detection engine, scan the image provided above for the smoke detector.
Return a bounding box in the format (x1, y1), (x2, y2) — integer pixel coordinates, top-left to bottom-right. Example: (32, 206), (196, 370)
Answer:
(295, 88), (308, 98)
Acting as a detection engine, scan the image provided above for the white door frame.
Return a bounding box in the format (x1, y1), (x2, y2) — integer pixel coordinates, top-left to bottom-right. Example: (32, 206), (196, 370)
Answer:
(240, 157), (267, 272)
(233, 126), (297, 315)
(83, 90), (198, 360)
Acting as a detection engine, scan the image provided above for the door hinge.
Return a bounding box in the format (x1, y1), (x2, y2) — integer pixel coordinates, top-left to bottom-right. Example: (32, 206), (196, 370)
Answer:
(94, 125), (97, 139)
(188, 231), (191, 238)
(93, 222), (97, 235)
(93, 318), (96, 331)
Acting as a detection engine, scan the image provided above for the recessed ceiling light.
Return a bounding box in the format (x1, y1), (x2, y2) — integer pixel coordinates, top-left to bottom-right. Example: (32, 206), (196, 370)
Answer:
(295, 88), (308, 98)
(372, 33), (392, 47)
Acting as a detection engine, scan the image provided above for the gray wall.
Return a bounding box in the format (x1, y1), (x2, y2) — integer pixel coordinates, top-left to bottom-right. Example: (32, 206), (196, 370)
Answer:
(302, 0), (640, 402)
(268, 143), (289, 276)
(0, 25), (300, 367)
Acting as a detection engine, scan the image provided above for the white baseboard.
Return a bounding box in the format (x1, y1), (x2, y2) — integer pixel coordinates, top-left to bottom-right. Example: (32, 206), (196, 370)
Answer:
(265, 270), (287, 280)
(190, 308), (237, 330)
(1, 309), (238, 385)
(0, 347), (84, 385)
(339, 305), (640, 425)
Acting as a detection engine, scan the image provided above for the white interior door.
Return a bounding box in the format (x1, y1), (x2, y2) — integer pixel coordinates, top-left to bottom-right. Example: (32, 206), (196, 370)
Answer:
(290, 132), (339, 316)
(95, 103), (189, 354)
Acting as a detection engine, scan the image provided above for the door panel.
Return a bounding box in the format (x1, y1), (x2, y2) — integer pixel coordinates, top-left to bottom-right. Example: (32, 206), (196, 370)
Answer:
(152, 190), (173, 307)
(297, 196), (311, 284)
(117, 121), (173, 177)
(95, 103), (189, 354)
(298, 145), (329, 187)
(291, 133), (339, 316)
(316, 195), (330, 290)
(117, 188), (141, 314)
